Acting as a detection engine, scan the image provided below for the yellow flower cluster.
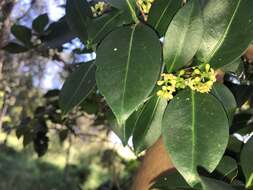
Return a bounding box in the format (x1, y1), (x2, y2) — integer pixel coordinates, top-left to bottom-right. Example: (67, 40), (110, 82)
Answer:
(137, 0), (155, 14)
(187, 64), (216, 93)
(91, 2), (106, 17)
(157, 64), (216, 100)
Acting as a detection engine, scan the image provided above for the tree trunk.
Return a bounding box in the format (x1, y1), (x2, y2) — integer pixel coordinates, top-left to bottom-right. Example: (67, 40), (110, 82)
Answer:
(131, 137), (174, 190)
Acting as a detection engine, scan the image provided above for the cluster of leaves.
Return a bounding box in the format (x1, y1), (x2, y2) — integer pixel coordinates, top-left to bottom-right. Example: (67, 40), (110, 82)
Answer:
(15, 90), (61, 157)
(3, 0), (253, 189)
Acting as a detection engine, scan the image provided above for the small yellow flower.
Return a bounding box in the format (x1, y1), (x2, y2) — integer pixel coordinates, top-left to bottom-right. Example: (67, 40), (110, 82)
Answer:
(157, 80), (164, 86)
(194, 69), (201, 75)
(91, 1), (106, 17)
(156, 63), (216, 100)
(205, 63), (211, 72)
(137, 0), (155, 14)
(178, 70), (185, 76)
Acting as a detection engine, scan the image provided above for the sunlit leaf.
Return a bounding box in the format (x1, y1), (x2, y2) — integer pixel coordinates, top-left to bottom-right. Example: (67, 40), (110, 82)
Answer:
(96, 24), (162, 126)
(197, 0), (253, 68)
(147, 0), (182, 36)
(162, 89), (229, 186)
(163, 0), (203, 72)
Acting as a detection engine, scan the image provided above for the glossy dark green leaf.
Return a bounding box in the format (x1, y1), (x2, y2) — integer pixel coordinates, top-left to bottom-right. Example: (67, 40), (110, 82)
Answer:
(108, 0), (137, 13)
(108, 0), (131, 9)
(163, 0), (203, 72)
(59, 62), (96, 114)
(80, 100), (98, 114)
(151, 169), (191, 190)
(240, 137), (253, 188)
(132, 96), (167, 153)
(224, 77), (253, 107)
(32, 14), (49, 33)
(66, 0), (92, 43)
(2, 42), (29, 53)
(123, 105), (144, 144)
(11, 25), (32, 46)
(108, 0), (137, 24)
(227, 136), (243, 155)
(196, 0), (253, 68)
(162, 89), (229, 186)
(147, 0), (182, 36)
(221, 58), (242, 73)
(200, 177), (236, 190)
(211, 83), (237, 126)
(42, 17), (75, 48)
(230, 113), (252, 134)
(215, 156), (238, 182)
(87, 10), (124, 44)
(107, 107), (139, 145)
(96, 24), (162, 125)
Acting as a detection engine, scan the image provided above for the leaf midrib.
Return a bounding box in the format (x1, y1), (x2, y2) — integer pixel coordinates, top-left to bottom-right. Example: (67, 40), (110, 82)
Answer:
(121, 24), (137, 122)
(142, 98), (160, 138)
(92, 11), (122, 43)
(191, 91), (196, 172)
(167, 2), (195, 72)
(223, 167), (237, 178)
(70, 0), (89, 37)
(154, 0), (173, 29)
(205, 0), (242, 62)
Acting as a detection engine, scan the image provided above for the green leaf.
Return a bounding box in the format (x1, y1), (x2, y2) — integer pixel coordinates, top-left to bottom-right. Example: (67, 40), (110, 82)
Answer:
(211, 83), (237, 126)
(11, 25), (32, 47)
(96, 23), (162, 125)
(230, 113), (252, 135)
(163, 0), (203, 72)
(227, 136), (243, 154)
(87, 10), (124, 44)
(66, 0), (92, 43)
(107, 107), (138, 145)
(162, 89), (229, 186)
(196, 0), (253, 68)
(151, 169), (191, 190)
(221, 58), (242, 73)
(2, 42), (29, 53)
(80, 99), (98, 114)
(108, 0), (129, 9)
(132, 96), (167, 153)
(215, 156), (238, 182)
(32, 14), (49, 33)
(200, 177), (236, 190)
(59, 62), (96, 114)
(240, 137), (253, 188)
(147, 0), (182, 36)
(108, 0), (137, 24)
(43, 17), (75, 48)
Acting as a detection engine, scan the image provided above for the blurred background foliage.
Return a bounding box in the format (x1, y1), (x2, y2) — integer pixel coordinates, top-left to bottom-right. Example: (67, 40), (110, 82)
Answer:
(0, 0), (138, 189)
